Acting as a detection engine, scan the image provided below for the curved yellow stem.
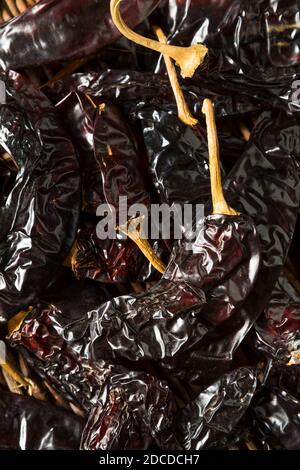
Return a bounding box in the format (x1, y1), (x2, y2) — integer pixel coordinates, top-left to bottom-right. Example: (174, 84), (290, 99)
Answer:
(118, 216), (165, 274)
(202, 99), (239, 216)
(1, 362), (34, 395)
(7, 308), (32, 339)
(153, 26), (198, 127)
(110, 0), (208, 78)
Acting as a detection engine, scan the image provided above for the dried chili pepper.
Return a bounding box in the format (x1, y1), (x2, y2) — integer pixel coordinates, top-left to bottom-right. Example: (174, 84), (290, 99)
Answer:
(159, 367), (257, 450)
(0, 71), (81, 321)
(215, 108), (300, 363)
(254, 273), (300, 363)
(0, 0), (162, 70)
(57, 92), (142, 282)
(8, 98), (261, 450)
(137, 105), (210, 207)
(58, 92), (165, 280)
(0, 390), (84, 450)
(52, 69), (260, 119)
(9, 280), (175, 450)
(56, 92), (105, 215)
(251, 364), (300, 450)
(153, 0), (300, 110)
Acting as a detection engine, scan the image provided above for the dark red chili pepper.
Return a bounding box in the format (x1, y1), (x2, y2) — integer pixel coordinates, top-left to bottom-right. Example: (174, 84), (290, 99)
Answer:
(93, 98), (150, 209)
(0, 390), (84, 450)
(254, 272), (300, 363)
(0, 0), (162, 70)
(57, 92), (140, 283)
(8, 98), (261, 450)
(136, 105), (211, 206)
(152, 0), (300, 110)
(159, 367), (257, 450)
(56, 92), (105, 215)
(80, 371), (173, 450)
(0, 71), (81, 321)
(51, 69), (260, 119)
(251, 364), (300, 450)
(216, 108), (300, 364)
(9, 272), (175, 450)
(57, 92), (163, 282)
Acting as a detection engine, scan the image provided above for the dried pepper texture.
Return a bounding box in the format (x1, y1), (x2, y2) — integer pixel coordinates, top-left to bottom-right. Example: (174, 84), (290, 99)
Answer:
(0, 0), (162, 70)
(0, 72), (81, 321)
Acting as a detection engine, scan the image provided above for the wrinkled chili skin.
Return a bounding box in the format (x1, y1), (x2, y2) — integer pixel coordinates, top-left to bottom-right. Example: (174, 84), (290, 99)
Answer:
(52, 70), (261, 119)
(56, 92), (105, 215)
(0, 390), (84, 450)
(251, 364), (300, 450)
(0, 0), (162, 70)
(158, 367), (257, 450)
(154, 0), (300, 110)
(254, 273), (300, 362)
(0, 72), (81, 321)
(93, 98), (150, 210)
(212, 109), (300, 361)
(80, 371), (174, 450)
(11, 214), (260, 390)
(136, 105), (210, 206)
(82, 214), (260, 393)
(57, 93), (144, 282)
(58, 93), (157, 283)
(9, 295), (175, 451)
(9, 298), (259, 450)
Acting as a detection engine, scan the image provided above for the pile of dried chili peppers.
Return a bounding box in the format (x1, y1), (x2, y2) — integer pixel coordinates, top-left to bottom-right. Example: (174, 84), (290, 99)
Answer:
(0, 0), (299, 451)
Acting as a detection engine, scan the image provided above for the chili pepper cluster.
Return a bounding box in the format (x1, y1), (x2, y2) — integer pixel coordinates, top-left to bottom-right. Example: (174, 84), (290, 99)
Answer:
(0, 0), (300, 451)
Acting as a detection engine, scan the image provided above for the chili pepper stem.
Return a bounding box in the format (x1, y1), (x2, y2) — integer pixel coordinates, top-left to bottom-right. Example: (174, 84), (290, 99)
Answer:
(118, 216), (165, 274)
(39, 58), (87, 89)
(1, 361), (34, 395)
(110, 0), (208, 78)
(202, 99), (239, 216)
(4, 308), (35, 394)
(153, 26), (198, 127)
(7, 308), (32, 339)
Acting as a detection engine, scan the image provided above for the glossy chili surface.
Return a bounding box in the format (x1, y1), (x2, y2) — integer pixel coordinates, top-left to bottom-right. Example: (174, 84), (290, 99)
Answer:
(0, 0), (162, 70)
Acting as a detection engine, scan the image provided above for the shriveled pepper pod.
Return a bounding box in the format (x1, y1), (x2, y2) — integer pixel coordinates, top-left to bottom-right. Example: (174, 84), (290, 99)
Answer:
(0, 72), (81, 321)
(0, 0), (162, 70)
